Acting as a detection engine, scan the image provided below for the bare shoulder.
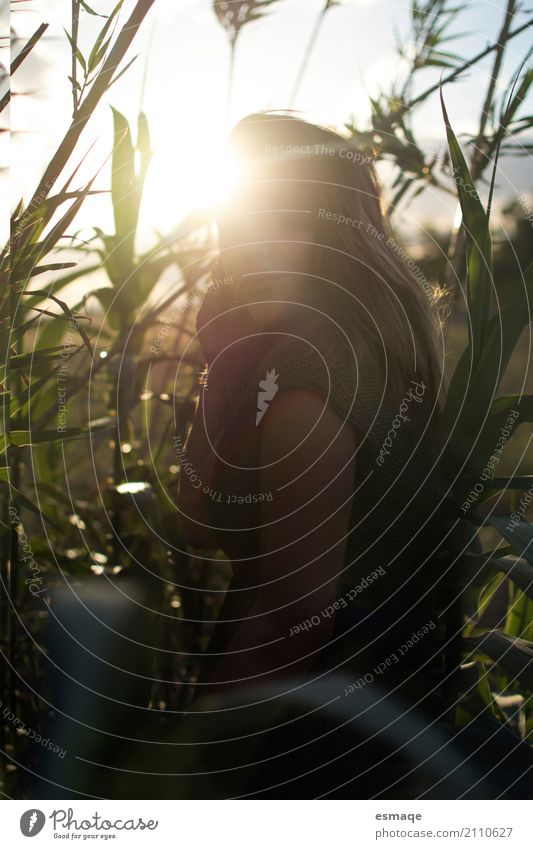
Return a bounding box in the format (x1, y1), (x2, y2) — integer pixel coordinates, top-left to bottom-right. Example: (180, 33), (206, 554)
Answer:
(258, 387), (357, 479)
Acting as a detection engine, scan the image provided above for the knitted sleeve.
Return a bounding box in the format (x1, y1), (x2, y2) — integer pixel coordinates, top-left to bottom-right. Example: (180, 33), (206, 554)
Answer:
(231, 328), (384, 449)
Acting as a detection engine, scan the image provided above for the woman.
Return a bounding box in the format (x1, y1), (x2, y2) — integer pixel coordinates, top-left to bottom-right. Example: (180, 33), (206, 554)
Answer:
(176, 112), (450, 797)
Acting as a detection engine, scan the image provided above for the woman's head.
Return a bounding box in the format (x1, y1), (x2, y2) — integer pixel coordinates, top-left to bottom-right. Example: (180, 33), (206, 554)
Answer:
(216, 131), (321, 329)
(215, 111), (446, 413)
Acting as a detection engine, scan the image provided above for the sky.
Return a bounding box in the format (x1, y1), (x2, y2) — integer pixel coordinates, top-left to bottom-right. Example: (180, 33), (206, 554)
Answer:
(5, 0), (533, 259)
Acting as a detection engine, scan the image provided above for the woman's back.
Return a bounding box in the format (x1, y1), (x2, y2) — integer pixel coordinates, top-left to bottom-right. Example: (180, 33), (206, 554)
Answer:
(197, 320), (448, 719)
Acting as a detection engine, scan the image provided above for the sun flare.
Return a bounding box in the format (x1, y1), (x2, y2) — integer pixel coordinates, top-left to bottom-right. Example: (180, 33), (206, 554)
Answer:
(141, 139), (244, 236)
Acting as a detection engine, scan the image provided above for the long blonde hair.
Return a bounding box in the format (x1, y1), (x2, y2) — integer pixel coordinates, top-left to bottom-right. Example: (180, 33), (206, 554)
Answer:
(224, 111), (447, 429)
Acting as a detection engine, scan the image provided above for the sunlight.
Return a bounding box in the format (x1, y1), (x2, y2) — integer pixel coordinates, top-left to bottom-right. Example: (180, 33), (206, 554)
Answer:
(452, 202), (463, 230)
(140, 137), (244, 236)
(178, 143), (244, 216)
